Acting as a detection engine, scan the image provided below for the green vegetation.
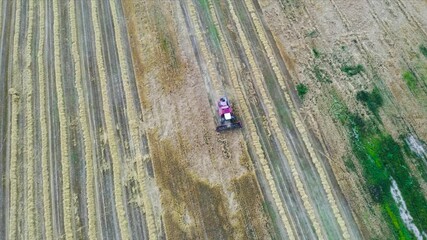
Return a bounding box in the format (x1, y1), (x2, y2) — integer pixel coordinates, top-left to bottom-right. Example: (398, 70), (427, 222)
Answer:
(313, 65), (331, 83)
(197, 0), (220, 47)
(356, 87), (383, 118)
(347, 115), (427, 237)
(402, 70), (418, 92)
(296, 83), (308, 99)
(154, 8), (180, 70)
(312, 48), (321, 58)
(159, 35), (179, 69)
(420, 44), (427, 58)
(341, 64), (364, 76)
(328, 93), (427, 237)
(344, 157), (356, 172)
(198, 0), (209, 10)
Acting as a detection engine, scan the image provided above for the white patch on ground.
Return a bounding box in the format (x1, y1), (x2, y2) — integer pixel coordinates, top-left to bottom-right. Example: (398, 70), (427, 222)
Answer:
(390, 178), (427, 239)
(406, 135), (427, 160)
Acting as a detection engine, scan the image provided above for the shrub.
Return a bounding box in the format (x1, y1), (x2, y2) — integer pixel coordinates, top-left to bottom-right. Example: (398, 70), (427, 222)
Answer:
(420, 44), (427, 58)
(312, 48), (320, 58)
(296, 83), (308, 99)
(402, 70), (418, 92)
(341, 64), (364, 76)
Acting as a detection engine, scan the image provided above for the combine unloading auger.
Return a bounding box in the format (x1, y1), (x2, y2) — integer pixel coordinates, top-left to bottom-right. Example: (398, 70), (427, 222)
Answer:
(216, 97), (242, 132)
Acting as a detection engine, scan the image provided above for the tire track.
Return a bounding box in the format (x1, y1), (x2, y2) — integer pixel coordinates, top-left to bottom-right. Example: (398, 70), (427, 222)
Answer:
(109, 0), (155, 238)
(0, 0), (13, 237)
(69, 0), (97, 238)
(46, 0), (66, 236)
(364, 0), (427, 93)
(16, 2), (30, 237)
(57, 0), (84, 236)
(52, 0), (73, 238)
(38, 0), (53, 238)
(393, 0), (427, 38)
(31, 2), (45, 238)
(90, 1), (130, 239)
(323, 0), (427, 122)
(186, 0), (222, 100)
(0, 1), (12, 236)
(8, 0), (21, 239)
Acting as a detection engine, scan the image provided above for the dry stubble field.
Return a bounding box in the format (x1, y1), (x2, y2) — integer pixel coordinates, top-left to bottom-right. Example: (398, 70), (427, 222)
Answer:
(1, 0), (427, 239)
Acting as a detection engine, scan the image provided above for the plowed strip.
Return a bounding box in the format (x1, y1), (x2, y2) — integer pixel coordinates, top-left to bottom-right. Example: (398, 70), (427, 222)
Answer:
(90, 1), (130, 239)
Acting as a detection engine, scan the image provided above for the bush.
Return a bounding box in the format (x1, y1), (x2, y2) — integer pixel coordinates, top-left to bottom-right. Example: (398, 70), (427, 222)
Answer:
(296, 84), (308, 99)
(356, 88), (383, 117)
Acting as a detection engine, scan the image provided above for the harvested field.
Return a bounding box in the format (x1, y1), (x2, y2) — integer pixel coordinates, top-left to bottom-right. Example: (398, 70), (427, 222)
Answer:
(1, 0), (427, 239)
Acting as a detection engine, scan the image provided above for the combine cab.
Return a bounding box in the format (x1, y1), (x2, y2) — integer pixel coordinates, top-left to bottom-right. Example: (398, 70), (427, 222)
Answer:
(216, 97), (242, 132)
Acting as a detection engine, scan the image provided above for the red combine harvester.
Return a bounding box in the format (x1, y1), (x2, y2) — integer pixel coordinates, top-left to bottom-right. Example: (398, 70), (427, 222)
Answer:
(216, 97), (242, 132)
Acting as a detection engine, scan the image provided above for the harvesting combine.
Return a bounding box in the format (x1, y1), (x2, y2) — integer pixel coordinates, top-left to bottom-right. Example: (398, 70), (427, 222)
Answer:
(216, 97), (242, 132)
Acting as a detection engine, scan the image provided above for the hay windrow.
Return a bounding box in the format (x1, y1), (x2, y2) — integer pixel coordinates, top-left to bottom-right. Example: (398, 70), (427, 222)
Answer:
(24, 0), (36, 237)
(37, 1), (53, 237)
